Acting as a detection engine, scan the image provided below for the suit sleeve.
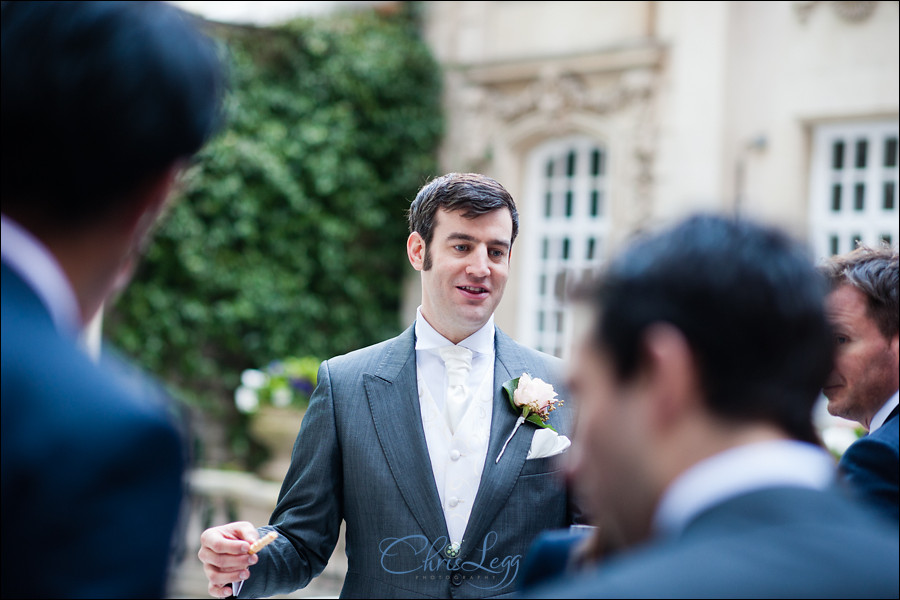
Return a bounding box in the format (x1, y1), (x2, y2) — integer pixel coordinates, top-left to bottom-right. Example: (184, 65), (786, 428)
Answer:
(839, 434), (899, 522)
(238, 359), (344, 598)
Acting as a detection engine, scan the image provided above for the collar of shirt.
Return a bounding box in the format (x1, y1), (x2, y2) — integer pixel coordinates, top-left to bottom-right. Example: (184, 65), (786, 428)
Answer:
(414, 306), (495, 416)
(652, 439), (836, 539)
(414, 306), (495, 357)
(1, 213), (82, 337)
(870, 390), (900, 433)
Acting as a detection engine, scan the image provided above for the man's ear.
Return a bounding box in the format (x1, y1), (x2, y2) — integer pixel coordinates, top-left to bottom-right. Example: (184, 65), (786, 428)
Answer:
(641, 323), (701, 431)
(407, 232), (426, 272)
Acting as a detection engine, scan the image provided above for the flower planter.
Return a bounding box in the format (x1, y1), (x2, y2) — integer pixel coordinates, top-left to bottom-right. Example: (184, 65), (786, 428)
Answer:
(248, 406), (306, 482)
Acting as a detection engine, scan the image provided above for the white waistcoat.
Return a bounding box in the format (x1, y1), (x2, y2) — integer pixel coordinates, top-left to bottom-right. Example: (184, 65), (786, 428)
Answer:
(417, 365), (493, 546)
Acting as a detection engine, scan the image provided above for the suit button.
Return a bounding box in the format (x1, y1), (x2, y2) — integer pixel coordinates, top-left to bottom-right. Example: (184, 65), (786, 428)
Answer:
(451, 572), (463, 586)
(445, 543), (460, 558)
(448, 496), (459, 507)
(450, 449), (461, 461)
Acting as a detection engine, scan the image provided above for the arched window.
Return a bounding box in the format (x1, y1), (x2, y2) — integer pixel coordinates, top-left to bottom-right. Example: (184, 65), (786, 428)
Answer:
(809, 120), (899, 260)
(518, 136), (609, 358)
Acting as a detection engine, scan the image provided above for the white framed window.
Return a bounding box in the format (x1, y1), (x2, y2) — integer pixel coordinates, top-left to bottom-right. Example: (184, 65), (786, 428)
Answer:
(808, 120), (899, 260)
(517, 136), (609, 359)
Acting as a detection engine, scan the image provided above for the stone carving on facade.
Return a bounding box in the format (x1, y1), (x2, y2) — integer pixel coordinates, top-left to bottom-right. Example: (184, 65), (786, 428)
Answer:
(446, 65), (659, 229)
(505, 69), (654, 226)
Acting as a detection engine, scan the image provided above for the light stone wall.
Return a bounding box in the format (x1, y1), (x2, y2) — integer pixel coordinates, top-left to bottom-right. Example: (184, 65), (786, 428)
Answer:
(411, 0), (899, 341)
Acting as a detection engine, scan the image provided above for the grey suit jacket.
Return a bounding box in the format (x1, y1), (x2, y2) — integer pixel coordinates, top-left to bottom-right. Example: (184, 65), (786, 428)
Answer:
(238, 325), (575, 599)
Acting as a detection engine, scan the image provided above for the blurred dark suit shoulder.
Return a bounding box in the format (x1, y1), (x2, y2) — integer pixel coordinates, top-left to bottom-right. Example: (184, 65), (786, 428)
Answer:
(839, 406), (900, 522)
(1, 262), (187, 598)
(520, 486), (899, 599)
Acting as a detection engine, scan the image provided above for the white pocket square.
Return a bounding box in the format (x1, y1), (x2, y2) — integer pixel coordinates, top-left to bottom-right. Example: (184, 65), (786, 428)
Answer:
(527, 427), (571, 460)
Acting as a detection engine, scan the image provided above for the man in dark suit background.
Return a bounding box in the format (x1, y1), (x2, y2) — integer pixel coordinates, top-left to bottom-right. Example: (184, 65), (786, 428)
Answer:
(1, 2), (224, 597)
(521, 214), (898, 598)
(819, 245), (899, 522)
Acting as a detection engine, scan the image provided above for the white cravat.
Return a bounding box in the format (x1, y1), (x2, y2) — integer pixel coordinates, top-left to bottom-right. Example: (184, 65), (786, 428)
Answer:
(439, 345), (473, 435)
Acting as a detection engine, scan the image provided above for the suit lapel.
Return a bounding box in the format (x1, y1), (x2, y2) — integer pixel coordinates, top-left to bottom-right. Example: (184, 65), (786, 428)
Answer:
(459, 329), (535, 561)
(363, 325), (449, 547)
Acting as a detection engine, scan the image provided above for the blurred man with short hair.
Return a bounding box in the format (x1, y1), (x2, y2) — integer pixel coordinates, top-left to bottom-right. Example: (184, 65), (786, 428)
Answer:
(522, 215), (899, 598)
(1, 2), (225, 597)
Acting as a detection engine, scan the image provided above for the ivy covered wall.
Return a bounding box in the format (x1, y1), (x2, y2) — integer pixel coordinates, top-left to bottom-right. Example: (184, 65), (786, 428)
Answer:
(105, 4), (443, 468)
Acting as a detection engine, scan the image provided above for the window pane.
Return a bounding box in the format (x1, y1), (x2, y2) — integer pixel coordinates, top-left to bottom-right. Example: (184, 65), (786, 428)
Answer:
(881, 234), (893, 246)
(545, 192), (552, 217)
(542, 238), (549, 260)
(539, 274), (546, 296)
(546, 159), (554, 177)
(590, 190), (599, 217)
(556, 311), (564, 333)
(831, 184), (842, 211)
(537, 311), (544, 332)
(855, 139), (868, 169)
(832, 140), (845, 170)
(566, 151), (576, 177)
(830, 235), (839, 256)
(591, 149), (601, 176)
(554, 271), (566, 301)
(854, 183), (865, 211)
(851, 233), (862, 248)
(884, 182), (895, 210)
(562, 238), (570, 260)
(587, 237), (596, 260)
(885, 137), (897, 168)
(565, 190), (573, 217)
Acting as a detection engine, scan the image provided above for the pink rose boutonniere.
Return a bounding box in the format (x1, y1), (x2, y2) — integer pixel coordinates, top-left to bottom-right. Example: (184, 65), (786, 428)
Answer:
(495, 373), (564, 463)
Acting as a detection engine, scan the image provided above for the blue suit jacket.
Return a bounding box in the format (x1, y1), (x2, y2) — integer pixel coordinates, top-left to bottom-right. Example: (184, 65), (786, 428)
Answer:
(237, 325), (576, 598)
(1, 263), (188, 598)
(520, 486), (899, 599)
(839, 405), (900, 522)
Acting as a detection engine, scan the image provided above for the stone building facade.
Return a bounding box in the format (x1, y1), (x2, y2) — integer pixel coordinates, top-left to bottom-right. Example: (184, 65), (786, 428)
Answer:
(407, 1), (899, 357)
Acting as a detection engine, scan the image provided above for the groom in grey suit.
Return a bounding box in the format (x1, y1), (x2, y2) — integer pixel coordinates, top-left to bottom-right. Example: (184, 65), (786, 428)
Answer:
(200, 173), (577, 598)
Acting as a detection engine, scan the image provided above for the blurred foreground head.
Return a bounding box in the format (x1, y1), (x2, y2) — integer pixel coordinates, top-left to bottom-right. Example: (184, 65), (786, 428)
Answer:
(1, 0), (225, 229)
(566, 213), (832, 543)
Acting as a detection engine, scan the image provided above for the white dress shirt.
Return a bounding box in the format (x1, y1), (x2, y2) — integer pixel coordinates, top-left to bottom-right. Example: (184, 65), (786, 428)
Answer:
(653, 440), (837, 538)
(414, 306), (496, 546)
(869, 390), (899, 433)
(414, 306), (495, 418)
(1, 213), (81, 337)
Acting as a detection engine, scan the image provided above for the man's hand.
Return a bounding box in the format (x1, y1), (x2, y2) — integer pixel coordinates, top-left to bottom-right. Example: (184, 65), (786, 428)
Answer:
(198, 521), (261, 598)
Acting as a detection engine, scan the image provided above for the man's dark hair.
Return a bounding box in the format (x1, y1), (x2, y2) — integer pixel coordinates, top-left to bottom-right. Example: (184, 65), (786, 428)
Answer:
(1, 0), (226, 227)
(408, 172), (519, 269)
(818, 244), (899, 341)
(581, 214), (833, 444)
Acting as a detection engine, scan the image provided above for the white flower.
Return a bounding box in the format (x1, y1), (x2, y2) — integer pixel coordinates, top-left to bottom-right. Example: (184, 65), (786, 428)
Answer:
(496, 372), (565, 463)
(241, 368), (269, 389)
(272, 387), (293, 408)
(512, 373), (559, 420)
(235, 385), (260, 413)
